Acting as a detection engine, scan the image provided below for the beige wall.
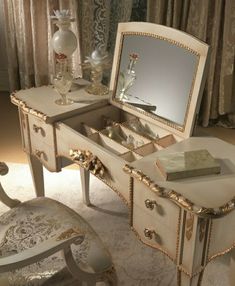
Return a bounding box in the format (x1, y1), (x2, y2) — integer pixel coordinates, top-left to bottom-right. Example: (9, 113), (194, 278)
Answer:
(0, 2), (9, 91)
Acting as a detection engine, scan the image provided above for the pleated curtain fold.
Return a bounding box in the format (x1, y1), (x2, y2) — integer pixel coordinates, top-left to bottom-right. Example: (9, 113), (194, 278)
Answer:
(147, 0), (235, 127)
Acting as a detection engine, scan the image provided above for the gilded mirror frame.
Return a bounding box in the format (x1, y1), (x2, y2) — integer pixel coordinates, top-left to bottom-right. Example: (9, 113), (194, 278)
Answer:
(110, 22), (210, 139)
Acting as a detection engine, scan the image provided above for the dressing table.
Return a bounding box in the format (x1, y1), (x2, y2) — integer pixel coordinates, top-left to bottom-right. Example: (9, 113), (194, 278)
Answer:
(11, 22), (235, 285)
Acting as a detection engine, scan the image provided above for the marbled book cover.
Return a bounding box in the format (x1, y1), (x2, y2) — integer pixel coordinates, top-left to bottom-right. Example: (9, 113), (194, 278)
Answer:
(156, 149), (221, 180)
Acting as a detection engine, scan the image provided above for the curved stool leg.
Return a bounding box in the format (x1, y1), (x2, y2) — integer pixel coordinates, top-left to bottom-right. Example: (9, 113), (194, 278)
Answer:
(63, 245), (117, 285)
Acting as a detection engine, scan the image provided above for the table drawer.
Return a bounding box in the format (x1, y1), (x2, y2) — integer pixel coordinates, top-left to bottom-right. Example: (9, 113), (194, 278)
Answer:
(133, 204), (179, 260)
(31, 136), (58, 171)
(133, 180), (180, 232)
(56, 121), (131, 203)
(28, 114), (55, 146)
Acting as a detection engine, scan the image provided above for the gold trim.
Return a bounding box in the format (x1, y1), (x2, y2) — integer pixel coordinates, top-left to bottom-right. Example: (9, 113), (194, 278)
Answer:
(185, 213), (194, 241)
(11, 93), (48, 122)
(70, 148), (105, 178)
(56, 227), (83, 241)
(131, 226), (176, 263)
(123, 164), (235, 218)
(112, 31), (200, 133)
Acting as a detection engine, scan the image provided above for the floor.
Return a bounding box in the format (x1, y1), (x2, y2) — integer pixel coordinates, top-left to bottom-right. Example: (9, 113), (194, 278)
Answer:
(0, 91), (235, 163)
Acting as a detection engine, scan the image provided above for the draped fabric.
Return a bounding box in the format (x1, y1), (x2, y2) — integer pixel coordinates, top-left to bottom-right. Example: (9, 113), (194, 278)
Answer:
(3, 0), (133, 92)
(3, 0), (81, 92)
(78, 0), (133, 62)
(147, 0), (235, 127)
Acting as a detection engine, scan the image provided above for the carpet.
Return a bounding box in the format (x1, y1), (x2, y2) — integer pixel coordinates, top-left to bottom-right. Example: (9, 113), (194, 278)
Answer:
(0, 163), (230, 285)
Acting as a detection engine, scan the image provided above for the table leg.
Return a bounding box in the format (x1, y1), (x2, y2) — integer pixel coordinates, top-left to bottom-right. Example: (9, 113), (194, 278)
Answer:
(229, 248), (235, 285)
(80, 167), (91, 206)
(27, 154), (45, 197)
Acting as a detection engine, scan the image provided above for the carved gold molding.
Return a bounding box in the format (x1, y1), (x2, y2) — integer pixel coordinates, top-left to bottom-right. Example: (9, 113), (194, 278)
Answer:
(70, 149), (105, 177)
(11, 93), (48, 122)
(123, 164), (235, 218)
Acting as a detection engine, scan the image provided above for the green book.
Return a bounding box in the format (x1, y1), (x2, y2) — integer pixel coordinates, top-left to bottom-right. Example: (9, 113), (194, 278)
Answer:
(155, 149), (221, 181)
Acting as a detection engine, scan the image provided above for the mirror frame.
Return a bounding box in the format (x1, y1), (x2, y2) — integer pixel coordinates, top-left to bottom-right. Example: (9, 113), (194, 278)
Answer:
(109, 22), (210, 139)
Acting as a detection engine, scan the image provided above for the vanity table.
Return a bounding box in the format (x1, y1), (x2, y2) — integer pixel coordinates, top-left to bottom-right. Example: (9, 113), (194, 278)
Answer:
(11, 22), (235, 285)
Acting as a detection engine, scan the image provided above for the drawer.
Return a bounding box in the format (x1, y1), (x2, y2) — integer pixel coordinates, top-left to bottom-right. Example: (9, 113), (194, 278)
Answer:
(133, 204), (178, 260)
(133, 180), (180, 231)
(28, 114), (55, 146)
(56, 122), (131, 203)
(30, 135), (58, 171)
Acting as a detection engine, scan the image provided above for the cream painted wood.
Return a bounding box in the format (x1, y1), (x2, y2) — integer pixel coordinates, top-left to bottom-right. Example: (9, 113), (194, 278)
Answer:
(27, 153), (45, 197)
(230, 249), (235, 285)
(132, 204), (178, 259)
(133, 180), (179, 231)
(10, 22), (235, 286)
(56, 121), (131, 203)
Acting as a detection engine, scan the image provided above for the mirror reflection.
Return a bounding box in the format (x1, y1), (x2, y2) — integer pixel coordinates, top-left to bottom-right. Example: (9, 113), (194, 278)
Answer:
(115, 35), (199, 126)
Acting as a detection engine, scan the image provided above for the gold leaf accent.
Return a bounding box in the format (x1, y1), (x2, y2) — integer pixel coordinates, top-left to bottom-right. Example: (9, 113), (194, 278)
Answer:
(185, 213), (194, 241)
(70, 149), (105, 178)
(56, 227), (82, 241)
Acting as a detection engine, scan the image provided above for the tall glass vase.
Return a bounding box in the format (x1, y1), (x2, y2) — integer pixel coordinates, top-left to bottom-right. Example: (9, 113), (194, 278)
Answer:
(51, 10), (77, 105)
(54, 56), (73, 105)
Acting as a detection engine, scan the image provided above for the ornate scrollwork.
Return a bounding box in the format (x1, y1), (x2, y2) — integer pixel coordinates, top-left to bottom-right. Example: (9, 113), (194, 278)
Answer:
(11, 93), (48, 122)
(69, 149), (105, 177)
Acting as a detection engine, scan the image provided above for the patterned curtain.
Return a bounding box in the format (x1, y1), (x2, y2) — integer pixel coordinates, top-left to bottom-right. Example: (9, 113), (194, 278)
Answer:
(3, 0), (81, 91)
(78, 0), (133, 62)
(147, 0), (235, 127)
(3, 0), (133, 91)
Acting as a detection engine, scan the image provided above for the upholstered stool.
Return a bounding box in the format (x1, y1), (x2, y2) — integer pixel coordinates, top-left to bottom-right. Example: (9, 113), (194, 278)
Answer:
(0, 163), (116, 285)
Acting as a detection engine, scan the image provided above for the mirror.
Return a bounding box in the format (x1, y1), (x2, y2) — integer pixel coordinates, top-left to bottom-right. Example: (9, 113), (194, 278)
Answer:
(113, 33), (199, 126)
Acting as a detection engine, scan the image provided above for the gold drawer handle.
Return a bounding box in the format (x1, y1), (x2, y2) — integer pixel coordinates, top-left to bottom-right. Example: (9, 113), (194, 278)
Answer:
(144, 228), (157, 240)
(145, 199), (158, 210)
(35, 150), (47, 161)
(33, 124), (45, 137)
(69, 149), (105, 178)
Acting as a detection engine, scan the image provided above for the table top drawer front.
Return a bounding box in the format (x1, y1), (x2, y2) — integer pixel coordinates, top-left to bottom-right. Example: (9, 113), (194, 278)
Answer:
(56, 122), (131, 203)
(28, 115), (55, 145)
(133, 180), (180, 231)
(31, 139), (57, 171)
(133, 204), (178, 260)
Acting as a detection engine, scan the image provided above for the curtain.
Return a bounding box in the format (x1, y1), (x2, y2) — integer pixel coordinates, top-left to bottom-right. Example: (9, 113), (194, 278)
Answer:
(78, 0), (133, 61)
(3, 0), (133, 92)
(147, 0), (235, 127)
(3, 0), (81, 92)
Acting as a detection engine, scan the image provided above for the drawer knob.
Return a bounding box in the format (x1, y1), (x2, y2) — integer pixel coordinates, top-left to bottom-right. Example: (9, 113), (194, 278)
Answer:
(33, 124), (45, 136)
(144, 228), (156, 240)
(145, 199), (158, 210)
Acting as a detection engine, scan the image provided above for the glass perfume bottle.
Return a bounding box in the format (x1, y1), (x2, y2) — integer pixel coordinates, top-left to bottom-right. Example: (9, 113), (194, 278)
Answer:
(118, 53), (139, 100)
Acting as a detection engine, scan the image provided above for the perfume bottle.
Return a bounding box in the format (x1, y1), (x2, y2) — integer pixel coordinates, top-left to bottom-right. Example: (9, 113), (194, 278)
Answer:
(118, 53), (139, 100)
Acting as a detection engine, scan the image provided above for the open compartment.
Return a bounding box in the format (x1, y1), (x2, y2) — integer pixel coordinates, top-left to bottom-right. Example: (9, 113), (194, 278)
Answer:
(119, 151), (143, 162)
